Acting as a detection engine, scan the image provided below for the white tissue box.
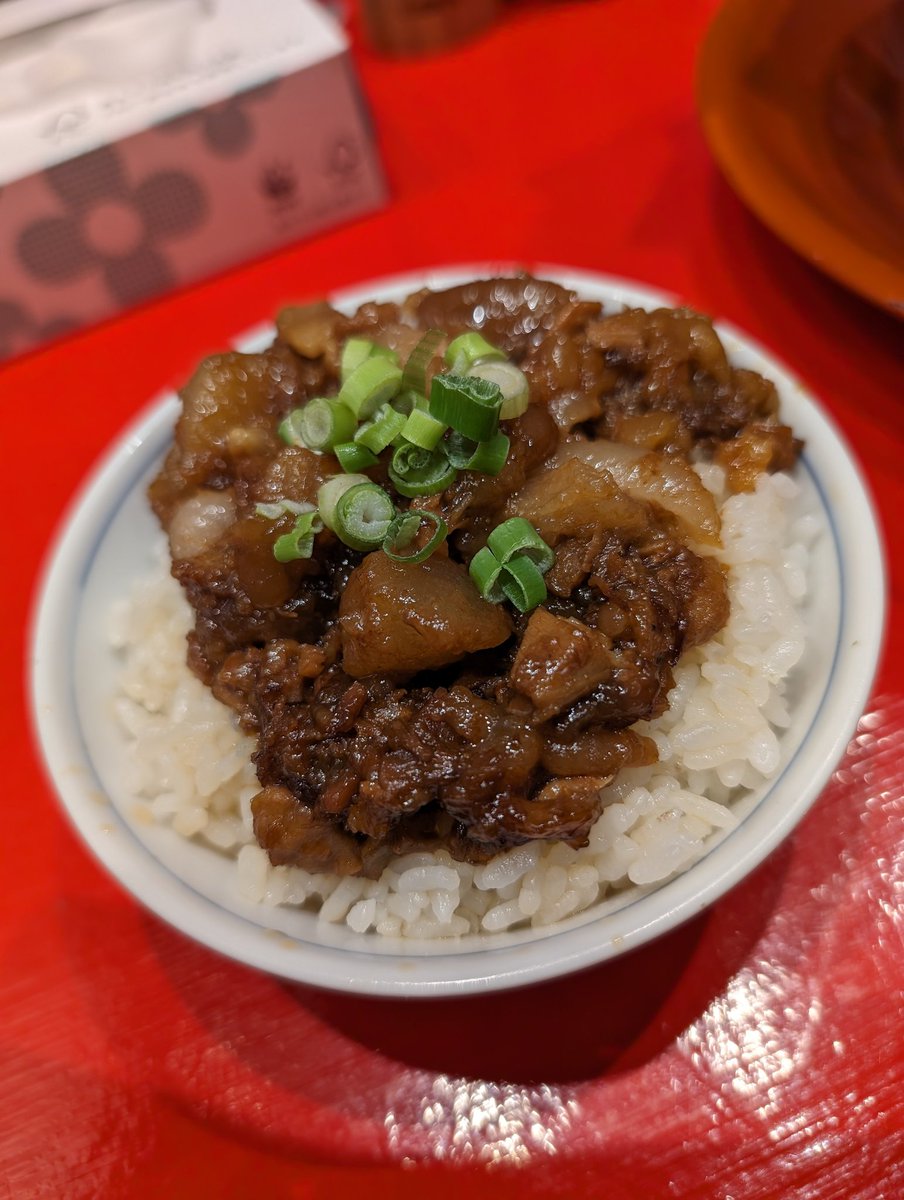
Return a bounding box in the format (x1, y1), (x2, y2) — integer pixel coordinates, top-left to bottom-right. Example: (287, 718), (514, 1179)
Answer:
(0, 0), (386, 360)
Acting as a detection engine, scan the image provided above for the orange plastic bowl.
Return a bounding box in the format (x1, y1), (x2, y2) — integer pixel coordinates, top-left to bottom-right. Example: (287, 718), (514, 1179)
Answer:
(697, 0), (904, 317)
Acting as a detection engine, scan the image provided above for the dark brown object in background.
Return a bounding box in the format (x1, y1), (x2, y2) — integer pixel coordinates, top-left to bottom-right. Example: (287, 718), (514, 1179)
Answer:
(360, 0), (498, 55)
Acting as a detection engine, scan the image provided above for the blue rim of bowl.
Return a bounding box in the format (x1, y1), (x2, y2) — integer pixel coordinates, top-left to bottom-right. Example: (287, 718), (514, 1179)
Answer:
(28, 265), (887, 995)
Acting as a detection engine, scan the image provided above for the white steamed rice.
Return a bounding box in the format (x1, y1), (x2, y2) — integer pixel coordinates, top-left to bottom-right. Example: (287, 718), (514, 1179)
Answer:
(110, 463), (815, 939)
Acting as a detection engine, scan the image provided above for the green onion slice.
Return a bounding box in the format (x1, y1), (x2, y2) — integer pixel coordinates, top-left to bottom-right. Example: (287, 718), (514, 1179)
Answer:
(273, 511), (323, 563)
(335, 441), (379, 472)
(487, 517), (555, 572)
(338, 355), (403, 420)
(382, 509), (448, 563)
(467, 360), (530, 420)
(333, 482), (397, 551)
(445, 429), (510, 475)
(499, 553), (547, 612)
(317, 473), (370, 532)
(340, 338), (373, 381)
(340, 338), (398, 383)
(292, 397), (356, 452)
(468, 518), (554, 610)
(354, 404), (407, 454)
(400, 408), (447, 450)
(444, 331), (505, 372)
(429, 373), (503, 442)
(255, 499), (316, 520)
(389, 388), (425, 416)
(401, 328), (444, 396)
(388, 442), (456, 498)
(464, 431), (510, 475)
(444, 431), (477, 470)
(278, 409), (305, 446)
(469, 545), (506, 603)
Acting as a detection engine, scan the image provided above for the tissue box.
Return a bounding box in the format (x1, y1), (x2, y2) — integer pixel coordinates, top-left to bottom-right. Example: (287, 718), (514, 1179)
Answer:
(0, 0), (387, 360)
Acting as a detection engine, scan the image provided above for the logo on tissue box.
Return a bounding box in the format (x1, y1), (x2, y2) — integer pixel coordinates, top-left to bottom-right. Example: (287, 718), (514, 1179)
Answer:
(260, 161), (299, 209)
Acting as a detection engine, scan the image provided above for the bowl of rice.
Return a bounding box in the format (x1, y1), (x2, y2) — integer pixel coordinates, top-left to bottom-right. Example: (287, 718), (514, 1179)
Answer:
(30, 266), (885, 996)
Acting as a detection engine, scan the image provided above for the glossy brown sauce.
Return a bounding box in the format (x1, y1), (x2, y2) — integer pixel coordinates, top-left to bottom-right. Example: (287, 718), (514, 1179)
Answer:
(150, 276), (800, 875)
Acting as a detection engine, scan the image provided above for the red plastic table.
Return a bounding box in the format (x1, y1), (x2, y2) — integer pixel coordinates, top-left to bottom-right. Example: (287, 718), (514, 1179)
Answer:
(5, 2), (904, 1196)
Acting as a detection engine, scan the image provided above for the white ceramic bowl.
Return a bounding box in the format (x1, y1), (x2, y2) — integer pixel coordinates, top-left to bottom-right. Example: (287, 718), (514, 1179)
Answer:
(30, 266), (885, 996)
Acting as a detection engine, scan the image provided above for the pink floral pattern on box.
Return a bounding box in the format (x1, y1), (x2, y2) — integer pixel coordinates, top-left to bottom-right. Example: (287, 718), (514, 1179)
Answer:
(17, 145), (207, 306)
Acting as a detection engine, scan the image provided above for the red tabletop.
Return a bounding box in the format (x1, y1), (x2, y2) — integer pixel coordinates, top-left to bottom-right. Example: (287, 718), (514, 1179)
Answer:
(5, 1), (904, 1196)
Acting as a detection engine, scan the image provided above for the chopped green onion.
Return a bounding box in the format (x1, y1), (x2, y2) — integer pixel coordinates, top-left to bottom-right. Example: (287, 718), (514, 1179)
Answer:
(499, 553), (547, 612)
(400, 408), (447, 450)
(334, 482), (396, 551)
(382, 509), (448, 563)
(401, 328), (444, 396)
(340, 338), (398, 383)
(338, 355), (403, 420)
(487, 517), (555, 572)
(278, 410), (305, 446)
(445, 429), (510, 475)
(283, 397), (356, 452)
(465, 431), (509, 475)
(354, 404), (407, 454)
(428, 373), (503, 442)
(335, 441), (379, 472)
(469, 545), (506, 603)
(317, 473), (371, 531)
(444, 431), (477, 470)
(390, 388), (426, 416)
(340, 338), (372, 381)
(468, 518), (554, 611)
(467, 360), (530, 420)
(445, 331), (505, 372)
(254, 499), (316, 519)
(388, 442), (456, 498)
(273, 511), (323, 563)
(384, 510), (419, 550)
